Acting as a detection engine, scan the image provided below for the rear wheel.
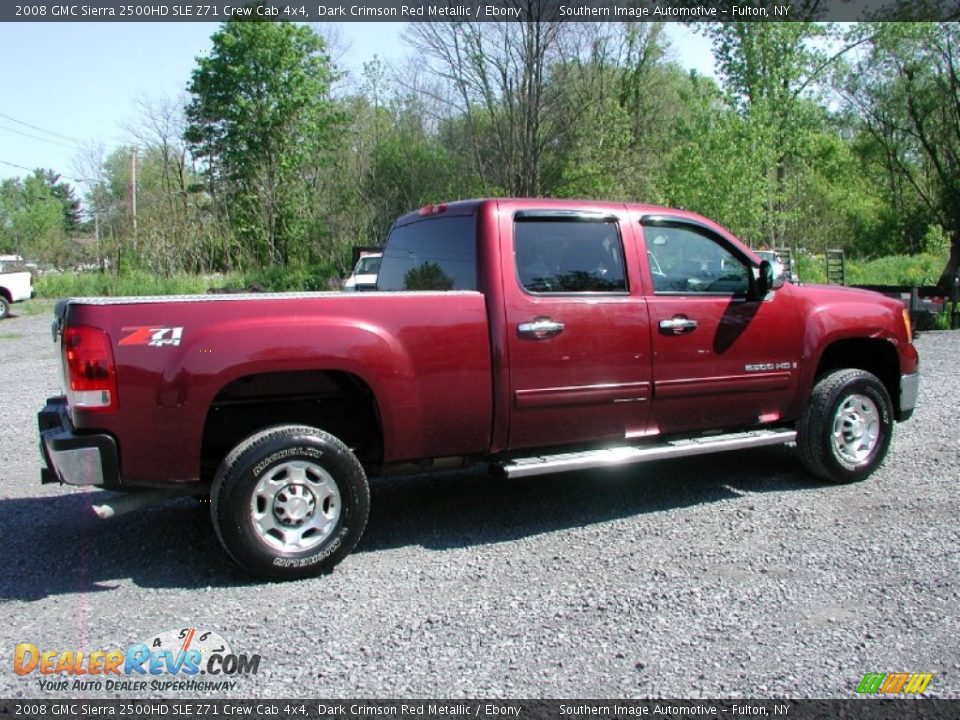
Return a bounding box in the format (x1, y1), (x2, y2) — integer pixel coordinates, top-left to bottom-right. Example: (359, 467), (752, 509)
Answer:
(211, 425), (369, 581)
(797, 369), (894, 483)
(0, 296), (9, 319)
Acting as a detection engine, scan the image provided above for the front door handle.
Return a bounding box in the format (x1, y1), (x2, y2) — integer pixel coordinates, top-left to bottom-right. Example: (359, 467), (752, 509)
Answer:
(659, 317), (698, 335)
(518, 318), (565, 339)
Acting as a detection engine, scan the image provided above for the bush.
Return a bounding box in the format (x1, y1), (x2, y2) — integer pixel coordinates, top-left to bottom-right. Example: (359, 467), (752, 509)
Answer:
(239, 262), (340, 292)
(34, 263), (342, 298)
(796, 253), (827, 284)
(846, 253), (943, 286)
(35, 272), (112, 298)
(36, 271), (240, 298)
(796, 252), (944, 287)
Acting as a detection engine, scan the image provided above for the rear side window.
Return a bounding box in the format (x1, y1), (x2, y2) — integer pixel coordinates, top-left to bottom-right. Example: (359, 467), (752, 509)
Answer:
(514, 218), (627, 293)
(377, 216), (477, 291)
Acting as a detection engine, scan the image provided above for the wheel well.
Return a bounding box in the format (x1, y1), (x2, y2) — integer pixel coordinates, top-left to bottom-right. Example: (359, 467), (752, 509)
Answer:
(0, 287), (11, 303)
(815, 338), (900, 412)
(200, 370), (383, 482)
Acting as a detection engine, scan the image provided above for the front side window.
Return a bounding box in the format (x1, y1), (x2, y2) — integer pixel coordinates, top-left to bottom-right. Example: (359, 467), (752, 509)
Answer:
(514, 218), (627, 293)
(645, 225), (750, 295)
(377, 216), (477, 291)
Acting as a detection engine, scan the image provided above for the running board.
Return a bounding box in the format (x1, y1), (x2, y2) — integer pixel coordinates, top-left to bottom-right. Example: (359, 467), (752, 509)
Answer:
(498, 429), (797, 479)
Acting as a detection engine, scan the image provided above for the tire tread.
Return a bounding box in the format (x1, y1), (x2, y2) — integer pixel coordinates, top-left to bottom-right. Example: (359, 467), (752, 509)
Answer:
(210, 424), (369, 580)
(797, 368), (893, 484)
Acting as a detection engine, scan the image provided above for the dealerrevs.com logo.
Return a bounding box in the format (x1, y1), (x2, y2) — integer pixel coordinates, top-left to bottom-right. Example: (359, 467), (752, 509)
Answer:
(14, 627), (261, 693)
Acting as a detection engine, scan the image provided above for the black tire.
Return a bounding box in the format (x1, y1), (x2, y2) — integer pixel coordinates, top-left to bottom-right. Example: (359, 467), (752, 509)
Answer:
(0, 296), (9, 320)
(796, 369), (894, 483)
(211, 425), (369, 581)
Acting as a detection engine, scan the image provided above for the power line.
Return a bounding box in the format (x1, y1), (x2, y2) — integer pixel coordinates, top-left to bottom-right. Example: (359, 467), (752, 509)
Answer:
(0, 159), (35, 173)
(0, 110), (85, 144)
(0, 123), (83, 150)
(0, 159), (93, 186)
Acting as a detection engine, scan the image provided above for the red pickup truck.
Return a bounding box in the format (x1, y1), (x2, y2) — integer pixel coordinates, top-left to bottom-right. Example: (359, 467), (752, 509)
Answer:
(38, 199), (919, 580)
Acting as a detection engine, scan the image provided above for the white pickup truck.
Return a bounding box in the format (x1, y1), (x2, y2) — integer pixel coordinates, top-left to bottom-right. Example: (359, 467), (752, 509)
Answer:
(0, 259), (35, 319)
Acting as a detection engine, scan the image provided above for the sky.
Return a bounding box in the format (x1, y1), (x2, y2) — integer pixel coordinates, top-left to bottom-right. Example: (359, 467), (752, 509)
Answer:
(0, 22), (716, 190)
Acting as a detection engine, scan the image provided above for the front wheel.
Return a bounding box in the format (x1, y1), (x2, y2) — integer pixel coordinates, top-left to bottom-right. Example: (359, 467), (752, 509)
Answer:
(211, 425), (369, 581)
(796, 369), (894, 483)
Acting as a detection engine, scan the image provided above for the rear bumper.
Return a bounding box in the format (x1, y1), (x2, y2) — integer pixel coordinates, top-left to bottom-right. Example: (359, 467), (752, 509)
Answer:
(899, 372), (919, 422)
(38, 397), (120, 487)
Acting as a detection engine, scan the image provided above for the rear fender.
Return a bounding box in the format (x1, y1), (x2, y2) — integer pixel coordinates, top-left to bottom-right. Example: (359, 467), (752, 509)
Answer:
(160, 316), (416, 466)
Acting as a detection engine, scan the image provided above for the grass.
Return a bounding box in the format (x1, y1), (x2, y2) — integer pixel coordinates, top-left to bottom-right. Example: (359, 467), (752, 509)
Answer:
(0, 332), (22, 340)
(34, 264), (341, 299)
(933, 310), (958, 331)
(35, 271), (237, 298)
(846, 253), (945, 287)
(794, 251), (945, 287)
(13, 298), (57, 316)
(796, 253), (827, 284)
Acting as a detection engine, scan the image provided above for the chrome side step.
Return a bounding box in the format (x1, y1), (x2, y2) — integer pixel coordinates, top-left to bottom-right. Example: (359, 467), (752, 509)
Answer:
(498, 429), (797, 479)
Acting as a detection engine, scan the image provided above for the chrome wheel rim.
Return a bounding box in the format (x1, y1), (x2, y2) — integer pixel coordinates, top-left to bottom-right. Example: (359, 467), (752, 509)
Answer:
(831, 393), (881, 467)
(250, 460), (341, 552)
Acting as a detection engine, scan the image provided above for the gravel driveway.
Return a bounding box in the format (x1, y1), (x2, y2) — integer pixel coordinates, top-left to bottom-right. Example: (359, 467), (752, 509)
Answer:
(1, 302), (957, 699)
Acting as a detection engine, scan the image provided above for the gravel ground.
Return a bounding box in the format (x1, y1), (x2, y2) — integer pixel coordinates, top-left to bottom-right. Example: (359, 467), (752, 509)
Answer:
(0, 301), (957, 699)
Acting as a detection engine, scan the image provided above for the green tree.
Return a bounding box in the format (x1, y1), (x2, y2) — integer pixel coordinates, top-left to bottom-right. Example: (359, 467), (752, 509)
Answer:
(841, 23), (960, 290)
(36, 170), (82, 234)
(364, 136), (465, 241)
(185, 20), (342, 268)
(408, 16), (568, 196)
(0, 173), (69, 264)
(661, 74), (769, 242)
(0, 179), (19, 253)
(707, 23), (835, 246)
(548, 23), (675, 201)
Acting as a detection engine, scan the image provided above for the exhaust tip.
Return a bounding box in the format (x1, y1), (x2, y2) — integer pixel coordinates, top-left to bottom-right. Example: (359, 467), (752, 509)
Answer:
(91, 489), (195, 519)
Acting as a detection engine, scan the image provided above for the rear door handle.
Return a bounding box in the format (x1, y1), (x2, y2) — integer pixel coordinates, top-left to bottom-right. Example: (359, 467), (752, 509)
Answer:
(659, 317), (698, 335)
(518, 318), (565, 339)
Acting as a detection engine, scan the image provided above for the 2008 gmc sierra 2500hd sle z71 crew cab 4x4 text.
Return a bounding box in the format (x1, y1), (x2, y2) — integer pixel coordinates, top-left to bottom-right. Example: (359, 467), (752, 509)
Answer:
(38, 199), (919, 580)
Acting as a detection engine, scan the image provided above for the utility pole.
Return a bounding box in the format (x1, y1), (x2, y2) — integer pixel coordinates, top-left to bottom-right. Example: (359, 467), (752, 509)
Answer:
(130, 148), (138, 242)
(94, 212), (104, 273)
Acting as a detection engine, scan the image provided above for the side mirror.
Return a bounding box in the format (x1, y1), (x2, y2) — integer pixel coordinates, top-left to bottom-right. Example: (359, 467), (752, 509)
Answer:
(755, 260), (785, 297)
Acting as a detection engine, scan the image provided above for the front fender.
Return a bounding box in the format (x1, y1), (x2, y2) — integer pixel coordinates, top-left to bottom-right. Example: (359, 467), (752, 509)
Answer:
(793, 291), (910, 418)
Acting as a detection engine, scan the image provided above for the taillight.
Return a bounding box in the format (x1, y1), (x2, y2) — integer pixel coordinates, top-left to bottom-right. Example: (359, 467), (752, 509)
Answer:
(62, 325), (118, 411)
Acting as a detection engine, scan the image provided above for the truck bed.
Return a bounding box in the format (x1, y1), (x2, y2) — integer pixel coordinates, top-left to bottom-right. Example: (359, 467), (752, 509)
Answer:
(59, 291), (493, 485)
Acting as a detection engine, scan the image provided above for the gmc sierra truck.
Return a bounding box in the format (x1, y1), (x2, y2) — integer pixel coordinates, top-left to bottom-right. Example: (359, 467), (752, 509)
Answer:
(38, 199), (919, 580)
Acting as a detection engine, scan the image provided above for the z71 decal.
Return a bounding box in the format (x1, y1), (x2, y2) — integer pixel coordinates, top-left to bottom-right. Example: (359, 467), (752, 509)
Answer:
(119, 326), (184, 347)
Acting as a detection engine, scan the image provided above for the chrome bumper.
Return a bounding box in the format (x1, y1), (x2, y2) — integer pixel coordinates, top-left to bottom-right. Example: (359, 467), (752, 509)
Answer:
(899, 372), (919, 421)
